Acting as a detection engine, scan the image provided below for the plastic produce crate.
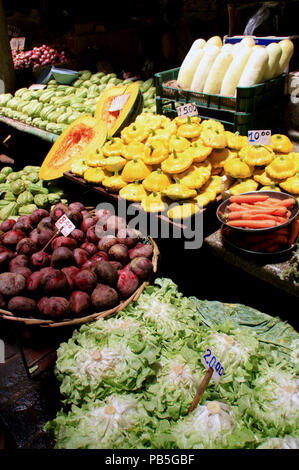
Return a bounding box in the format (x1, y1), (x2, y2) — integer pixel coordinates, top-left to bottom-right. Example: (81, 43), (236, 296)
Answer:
(155, 67), (286, 113)
(156, 96), (285, 136)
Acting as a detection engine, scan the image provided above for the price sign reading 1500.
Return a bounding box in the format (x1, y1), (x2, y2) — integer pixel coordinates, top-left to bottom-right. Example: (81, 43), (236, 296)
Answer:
(177, 102), (198, 118)
(201, 348), (224, 384)
(248, 130), (271, 145)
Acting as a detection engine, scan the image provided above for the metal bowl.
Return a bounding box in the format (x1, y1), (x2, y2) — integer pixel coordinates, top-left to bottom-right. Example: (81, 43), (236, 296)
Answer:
(217, 190), (299, 234)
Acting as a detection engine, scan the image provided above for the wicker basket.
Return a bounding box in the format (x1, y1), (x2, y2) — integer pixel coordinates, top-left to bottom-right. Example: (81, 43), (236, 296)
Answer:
(0, 234), (159, 328)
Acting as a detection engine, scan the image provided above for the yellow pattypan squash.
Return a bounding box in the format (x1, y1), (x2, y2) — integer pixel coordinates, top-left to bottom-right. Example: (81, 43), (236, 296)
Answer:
(102, 164), (127, 192)
(162, 178), (197, 200)
(121, 123), (150, 144)
(201, 129), (227, 149)
(101, 156), (126, 172)
(142, 169), (172, 192)
(141, 192), (168, 213)
(121, 141), (146, 160)
(174, 115), (201, 127)
(167, 201), (200, 220)
(260, 184), (281, 192)
(174, 162), (211, 190)
(177, 121), (201, 139)
(200, 119), (225, 133)
(279, 175), (299, 195)
(209, 148), (238, 169)
(85, 149), (105, 167)
(146, 134), (169, 150)
(229, 178), (258, 196)
(84, 167), (110, 184)
(195, 190), (216, 207)
(224, 158), (254, 179)
(253, 168), (279, 186)
(201, 175), (222, 195)
(239, 144), (275, 166)
(121, 158), (152, 182)
(271, 134), (294, 154)
(71, 159), (89, 177)
(191, 141), (213, 162)
(161, 149), (193, 175)
(135, 112), (164, 130)
(225, 131), (249, 150)
(265, 155), (297, 180)
(102, 137), (124, 157)
(169, 134), (191, 153)
(289, 152), (299, 172)
(119, 180), (147, 202)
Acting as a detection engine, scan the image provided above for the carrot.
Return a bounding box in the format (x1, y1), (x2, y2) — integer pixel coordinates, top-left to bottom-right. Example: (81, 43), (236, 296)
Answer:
(289, 219), (299, 244)
(244, 213), (281, 222)
(230, 195), (269, 203)
(227, 211), (251, 220)
(269, 198), (295, 207)
(228, 219), (277, 228)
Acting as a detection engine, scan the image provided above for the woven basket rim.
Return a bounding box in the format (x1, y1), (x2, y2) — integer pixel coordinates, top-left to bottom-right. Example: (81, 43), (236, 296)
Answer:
(0, 236), (159, 328)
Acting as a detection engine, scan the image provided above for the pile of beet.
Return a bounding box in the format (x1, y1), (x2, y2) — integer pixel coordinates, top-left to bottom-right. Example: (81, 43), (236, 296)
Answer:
(0, 202), (154, 320)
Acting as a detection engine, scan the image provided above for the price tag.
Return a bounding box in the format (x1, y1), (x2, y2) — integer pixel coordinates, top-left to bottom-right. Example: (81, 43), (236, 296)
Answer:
(177, 102), (198, 118)
(201, 348), (224, 384)
(55, 214), (75, 237)
(109, 94), (130, 112)
(29, 84), (47, 90)
(248, 130), (271, 145)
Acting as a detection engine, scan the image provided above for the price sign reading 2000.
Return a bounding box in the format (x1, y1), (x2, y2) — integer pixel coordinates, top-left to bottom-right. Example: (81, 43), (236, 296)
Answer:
(201, 348), (224, 384)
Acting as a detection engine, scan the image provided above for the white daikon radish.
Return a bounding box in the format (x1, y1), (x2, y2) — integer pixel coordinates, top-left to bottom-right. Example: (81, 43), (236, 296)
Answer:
(238, 47), (268, 87)
(263, 42), (282, 80)
(240, 37), (256, 47)
(177, 48), (205, 89)
(190, 45), (221, 93)
(189, 38), (206, 53)
(221, 43), (234, 53)
(220, 46), (253, 96)
(205, 36), (222, 48)
(203, 48), (233, 94)
(277, 39), (294, 74)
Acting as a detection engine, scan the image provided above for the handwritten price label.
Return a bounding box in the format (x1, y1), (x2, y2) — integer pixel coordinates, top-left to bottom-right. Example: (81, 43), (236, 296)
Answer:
(201, 348), (224, 384)
(55, 214), (75, 237)
(109, 94), (130, 112)
(177, 102), (198, 118)
(248, 130), (271, 145)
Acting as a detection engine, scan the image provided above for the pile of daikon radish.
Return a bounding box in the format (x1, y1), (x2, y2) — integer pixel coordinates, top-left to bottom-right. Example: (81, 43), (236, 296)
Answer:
(177, 36), (294, 97)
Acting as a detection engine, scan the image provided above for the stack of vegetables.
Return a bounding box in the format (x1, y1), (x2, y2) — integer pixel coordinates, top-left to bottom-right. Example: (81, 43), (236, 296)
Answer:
(44, 278), (299, 449)
(0, 165), (67, 223)
(0, 71), (156, 135)
(70, 112), (298, 219)
(177, 35), (294, 97)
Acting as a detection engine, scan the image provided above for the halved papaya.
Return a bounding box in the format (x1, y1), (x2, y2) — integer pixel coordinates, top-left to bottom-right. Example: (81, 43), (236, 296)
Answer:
(39, 114), (107, 180)
(95, 82), (143, 137)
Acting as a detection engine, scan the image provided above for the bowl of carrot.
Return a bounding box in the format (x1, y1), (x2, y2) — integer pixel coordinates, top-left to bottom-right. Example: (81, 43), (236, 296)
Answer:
(217, 191), (299, 255)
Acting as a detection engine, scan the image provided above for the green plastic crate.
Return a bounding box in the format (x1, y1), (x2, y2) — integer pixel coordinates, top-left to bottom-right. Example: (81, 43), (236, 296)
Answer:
(155, 68), (286, 113)
(156, 96), (285, 136)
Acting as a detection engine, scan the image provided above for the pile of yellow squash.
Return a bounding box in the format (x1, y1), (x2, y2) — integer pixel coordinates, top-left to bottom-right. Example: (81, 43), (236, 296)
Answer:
(71, 112), (298, 220)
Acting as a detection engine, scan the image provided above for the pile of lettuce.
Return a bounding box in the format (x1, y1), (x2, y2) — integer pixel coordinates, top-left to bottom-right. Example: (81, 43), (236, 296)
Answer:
(45, 278), (299, 449)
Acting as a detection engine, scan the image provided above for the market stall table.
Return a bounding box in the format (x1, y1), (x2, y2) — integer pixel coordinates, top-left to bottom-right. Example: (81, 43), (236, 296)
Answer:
(0, 116), (58, 144)
(205, 229), (299, 298)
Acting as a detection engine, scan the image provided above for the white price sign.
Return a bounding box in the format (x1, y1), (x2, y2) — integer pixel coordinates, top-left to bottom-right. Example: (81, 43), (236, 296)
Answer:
(248, 129), (271, 145)
(55, 214), (75, 237)
(201, 348), (224, 384)
(109, 94), (130, 112)
(177, 102), (198, 118)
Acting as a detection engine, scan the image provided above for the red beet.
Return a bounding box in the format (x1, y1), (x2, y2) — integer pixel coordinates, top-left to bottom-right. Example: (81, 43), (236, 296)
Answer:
(2, 229), (25, 247)
(27, 271), (44, 292)
(81, 210), (91, 219)
(86, 226), (100, 244)
(51, 236), (77, 251)
(109, 260), (123, 271)
(91, 284), (119, 310)
(129, 242), (153, 260)
(8, 296), (36, 315)
(16, 238), (37, 256)
(73, 248), (90, 267)
(37, 216), (54, 231)
(61, 266), (80, 290)
(14, 215), (33, 233)
(38, 296), (70, 318)
(80, 242), (98, 257)
(91, 251), (109, 263)
(70, 229), (85, 244)
(97, 235), (118, 252)
(50, 203), (68, 222)
(108, 244), (129, 265)
(0, 219), (16, 232)
(9, 254), (28, 270)
(30, 251), (50, 269)
(51, 247), (75, 268)
(74, 269), (97, 293)
(69, 290), (91, 316)
(95, 208), (111, 225)
(81, 217), (95, 232)
(9, 266), (32, 279)
(117, 228), (140, 248)
(68, 202), (85, 213)
(93, 260), (117, 285)
(30, 209), (49, 226)
(41, 268), (67, 295)
(65, 209), (83, 226)
(37, 229), (55, 248)
(81, 260), (97, 270)
(0, 249), (14, 267)
(105, 215), (126, 234)
(117, 270), (139, 298)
